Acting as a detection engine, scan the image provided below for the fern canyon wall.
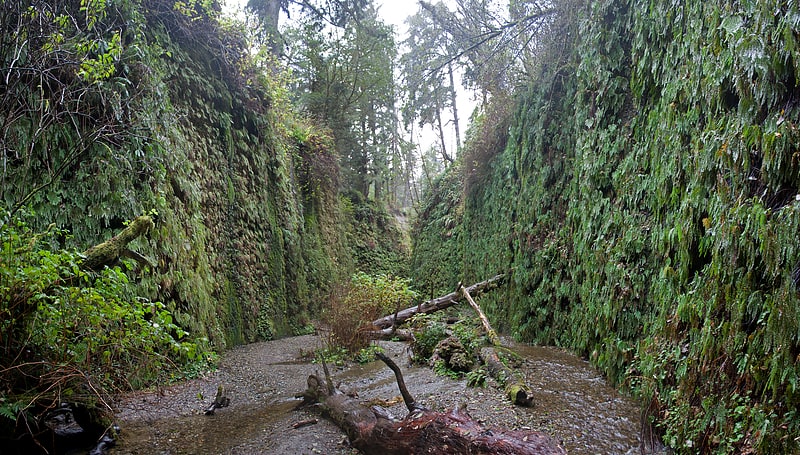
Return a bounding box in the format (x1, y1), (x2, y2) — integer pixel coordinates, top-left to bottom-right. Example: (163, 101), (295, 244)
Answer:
(412, 0), (800, 452)
(1, 1), (352, 349)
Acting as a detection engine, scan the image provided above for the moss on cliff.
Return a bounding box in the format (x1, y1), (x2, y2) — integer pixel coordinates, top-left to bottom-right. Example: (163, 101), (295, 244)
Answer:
(1, 0), (349, 349)
(412, 0), (800, 452)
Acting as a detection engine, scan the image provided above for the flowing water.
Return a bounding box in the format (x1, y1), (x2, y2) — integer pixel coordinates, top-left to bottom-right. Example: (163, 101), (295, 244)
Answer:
(110, 335), (663, 454)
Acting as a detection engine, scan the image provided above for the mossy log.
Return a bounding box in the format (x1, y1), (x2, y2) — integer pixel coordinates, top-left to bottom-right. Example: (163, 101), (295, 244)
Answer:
(81, 216), (154, 271)
(459, 283), (500, 346)
(296, 352), (564, 455)
(480, 346), (535, 407)
(371, 274), (505, 330)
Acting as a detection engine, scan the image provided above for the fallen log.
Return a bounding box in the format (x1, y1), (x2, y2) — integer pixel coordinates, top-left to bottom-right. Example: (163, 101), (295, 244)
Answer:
(459, 283), (500, 346)
(368, 327), (415, 341)
(371, 274), (505, 330)
(458, 283), (535, 408)
(480, 347), (535, 407)
(296, 351), (565, 455)
(81, 215), (154, 271)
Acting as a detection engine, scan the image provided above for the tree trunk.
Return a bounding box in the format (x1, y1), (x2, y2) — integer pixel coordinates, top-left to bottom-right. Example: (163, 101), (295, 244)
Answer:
(434, 94), (453, 164)
(480, 347), (535, 407)
(447, 62), (461, 151)
(81, 215), (154, 271)
(248, 0), (282, 55)
(296, 352), (565, 455)
(371, 275), (505, 330)
(459, 283), (500, 346)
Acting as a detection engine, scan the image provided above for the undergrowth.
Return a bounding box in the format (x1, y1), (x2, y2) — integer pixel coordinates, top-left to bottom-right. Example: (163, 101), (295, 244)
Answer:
(324, 272), (417, 354)
(0, 212), (212, 443)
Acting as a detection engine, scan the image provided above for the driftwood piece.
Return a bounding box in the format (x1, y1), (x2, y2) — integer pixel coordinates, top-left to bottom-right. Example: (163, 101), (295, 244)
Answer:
(480, 347), (535, 407)
(81, 215), (154, 270)
(371, 274), (505, 330)
(297, 352), (565, 455)
(204, 385), (230, 415)
(291, 418), (318, 429)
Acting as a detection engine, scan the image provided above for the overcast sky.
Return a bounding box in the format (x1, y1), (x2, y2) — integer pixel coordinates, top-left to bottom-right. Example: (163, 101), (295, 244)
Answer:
(374, 0), (418, 39)
(221, 0), (471, 158)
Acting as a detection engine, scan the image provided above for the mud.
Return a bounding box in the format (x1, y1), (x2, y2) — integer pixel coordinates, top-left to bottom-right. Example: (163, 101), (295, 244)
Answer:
(110, 335), (663, 454)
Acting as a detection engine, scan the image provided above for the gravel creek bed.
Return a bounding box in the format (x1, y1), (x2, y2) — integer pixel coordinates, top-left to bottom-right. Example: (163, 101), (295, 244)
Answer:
(110, 335), (665, 454)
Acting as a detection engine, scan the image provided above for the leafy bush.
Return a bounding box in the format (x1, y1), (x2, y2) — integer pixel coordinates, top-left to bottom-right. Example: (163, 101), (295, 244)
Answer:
(466, 368), (488, 388)
(0, 213), (211, 440)
(324, 272), (417, 353)
(409, 313), (449, 362)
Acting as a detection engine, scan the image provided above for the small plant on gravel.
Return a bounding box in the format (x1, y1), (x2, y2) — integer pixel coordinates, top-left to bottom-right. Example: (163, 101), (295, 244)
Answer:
(314, 346), (349, 366)
(432, 359), (462, 380)
(355, 344), (385, 364)
(466, 369), (488, 388)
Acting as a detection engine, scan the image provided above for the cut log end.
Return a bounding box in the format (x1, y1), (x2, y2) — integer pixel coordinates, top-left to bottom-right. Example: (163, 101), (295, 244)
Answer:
(507, 383), (535, 407)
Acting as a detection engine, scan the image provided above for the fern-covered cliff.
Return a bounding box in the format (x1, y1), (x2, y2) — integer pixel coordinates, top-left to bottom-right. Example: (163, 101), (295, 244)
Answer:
(412, 0), (800, 452)
(1, 0), (354, 349)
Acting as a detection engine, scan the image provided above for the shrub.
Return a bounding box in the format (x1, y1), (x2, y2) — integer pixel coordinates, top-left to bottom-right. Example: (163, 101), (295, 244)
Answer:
(324, 272), (417, 353)
(409, 313), (449, 362)
(0, 213), (211, 442)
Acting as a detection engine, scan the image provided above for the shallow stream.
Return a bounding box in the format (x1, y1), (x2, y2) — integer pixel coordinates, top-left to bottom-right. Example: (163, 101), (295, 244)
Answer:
(110, 335), (662, 454)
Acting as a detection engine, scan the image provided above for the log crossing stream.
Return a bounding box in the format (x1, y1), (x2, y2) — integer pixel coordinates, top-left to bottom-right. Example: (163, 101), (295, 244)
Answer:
(110, 335), (664, 454)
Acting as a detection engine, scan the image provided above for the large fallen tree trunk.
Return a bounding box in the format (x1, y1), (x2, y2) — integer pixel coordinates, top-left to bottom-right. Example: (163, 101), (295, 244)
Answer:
(371, 274), (505, 330)
(480, 347), (535, 407)
(296, 352), (565, 455)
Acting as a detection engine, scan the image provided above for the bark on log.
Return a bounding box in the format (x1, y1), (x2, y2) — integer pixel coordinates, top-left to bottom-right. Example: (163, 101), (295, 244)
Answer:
(459, 283), (500, 346)
(368, 327), (415, 341)
(371, 274), (505, 330)
(297, 352), (565, 455)
(81, 215), (154, 270)
(480, 347), (535, 407)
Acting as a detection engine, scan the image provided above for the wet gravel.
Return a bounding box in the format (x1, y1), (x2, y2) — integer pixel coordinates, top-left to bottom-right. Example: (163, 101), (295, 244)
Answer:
(110, 335), (663, 455)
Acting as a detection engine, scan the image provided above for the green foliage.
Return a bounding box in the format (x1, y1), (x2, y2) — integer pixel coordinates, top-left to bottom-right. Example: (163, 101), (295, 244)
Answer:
(172, 0), (217, 20)
(409, 162), (467, 299)
(432, 359), (462, 380)
(354, 344), (385, 364)
(313, 343), (385, 366)
(411, 0), (800, 452)
(466, 368), (488, 388)
(2, 0), (352, 351)
(283, 7), (400, 201)
(409, 313), (449, 362)
(314, 346), (350, 367)
(450, 319), (484, 357)
(325, 273), (417, 353)
(344, 195), (411, 277)
(0, 213), (211, 434)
